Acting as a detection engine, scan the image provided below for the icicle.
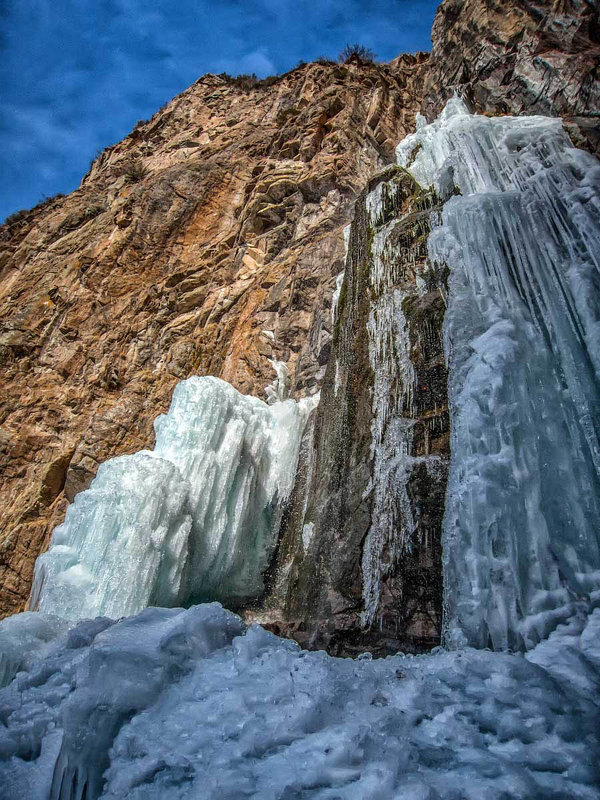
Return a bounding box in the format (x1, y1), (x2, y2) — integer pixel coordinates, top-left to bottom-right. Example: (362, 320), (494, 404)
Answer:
(399, 98), (600, 650)
(265, 359), (290, 403)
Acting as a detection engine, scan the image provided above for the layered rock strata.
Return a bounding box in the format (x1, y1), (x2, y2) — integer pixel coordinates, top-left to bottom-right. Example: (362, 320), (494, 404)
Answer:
(425, 0), (600, 154)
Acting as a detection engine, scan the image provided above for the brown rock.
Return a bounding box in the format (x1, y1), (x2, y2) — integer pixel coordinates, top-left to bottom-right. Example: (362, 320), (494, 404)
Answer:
(0, 59), (428, 617)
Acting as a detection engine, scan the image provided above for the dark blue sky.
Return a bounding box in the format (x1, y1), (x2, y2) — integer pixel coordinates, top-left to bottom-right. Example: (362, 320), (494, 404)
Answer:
(0, 0), (439, 221)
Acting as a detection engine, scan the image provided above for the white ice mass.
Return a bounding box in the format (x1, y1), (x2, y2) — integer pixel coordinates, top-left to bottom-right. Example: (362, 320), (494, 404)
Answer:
(1, 99), (600, 799)
(31, 376), (311, 623)
(398, 98), (600, 651)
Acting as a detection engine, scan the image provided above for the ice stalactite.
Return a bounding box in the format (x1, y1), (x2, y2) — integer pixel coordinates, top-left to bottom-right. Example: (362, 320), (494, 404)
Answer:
(31, 376), (313, 623)
(398, 98), (600, 650)
(265, 359), (290, 404)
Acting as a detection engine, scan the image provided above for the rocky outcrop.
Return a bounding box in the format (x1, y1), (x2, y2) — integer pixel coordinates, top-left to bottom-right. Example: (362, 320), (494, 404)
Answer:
(425, 0), (600, 154)
(0, 56), (430, 618)
(260, 168), (448, 657)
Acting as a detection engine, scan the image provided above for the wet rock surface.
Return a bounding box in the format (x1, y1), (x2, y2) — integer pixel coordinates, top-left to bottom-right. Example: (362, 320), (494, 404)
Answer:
(260, 169), (448, 657)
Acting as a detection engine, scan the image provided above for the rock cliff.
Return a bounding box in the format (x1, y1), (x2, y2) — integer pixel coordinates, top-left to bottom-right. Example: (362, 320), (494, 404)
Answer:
(263, 168), (449, 656)
(426, 0), (600, 153)
(0, 0), (597, 647)
(0, 56), (428, 617)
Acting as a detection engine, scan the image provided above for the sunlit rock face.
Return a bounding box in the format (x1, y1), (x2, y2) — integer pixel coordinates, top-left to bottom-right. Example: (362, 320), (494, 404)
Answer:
(398, 98), (600, 650)
(0, 54), (430, 618)
(31, 377), (312, 623)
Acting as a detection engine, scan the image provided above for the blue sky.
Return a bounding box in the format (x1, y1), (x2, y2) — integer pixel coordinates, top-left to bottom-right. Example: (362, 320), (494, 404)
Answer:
(0, 0), (439, 221)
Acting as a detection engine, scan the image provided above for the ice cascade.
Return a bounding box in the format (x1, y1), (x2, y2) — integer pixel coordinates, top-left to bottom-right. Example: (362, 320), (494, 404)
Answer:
(31, 376), (313, 622)
(398, 98), (600, 650)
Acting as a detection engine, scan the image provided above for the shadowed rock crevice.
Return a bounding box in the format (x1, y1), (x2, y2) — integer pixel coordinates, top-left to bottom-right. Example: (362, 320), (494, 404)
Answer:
(260, 170), (449, 657)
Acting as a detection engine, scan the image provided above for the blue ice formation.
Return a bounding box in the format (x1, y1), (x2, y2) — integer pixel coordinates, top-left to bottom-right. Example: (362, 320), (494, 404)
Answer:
(31, 376), (315, 623)
(0, 601), (599, 799)
(396, 98), (600, 650)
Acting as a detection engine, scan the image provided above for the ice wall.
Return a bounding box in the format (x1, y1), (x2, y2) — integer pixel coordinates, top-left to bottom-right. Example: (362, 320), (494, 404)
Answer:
(398, 98), (600, 650)
(31, 376), (311, 622)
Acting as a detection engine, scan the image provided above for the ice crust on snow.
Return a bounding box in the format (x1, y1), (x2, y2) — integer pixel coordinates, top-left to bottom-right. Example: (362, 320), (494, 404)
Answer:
(0, 612), (67, 689)
(31, 376), (312, 622)
(398, 98), (600, 651)
(0, 602), (598, 799)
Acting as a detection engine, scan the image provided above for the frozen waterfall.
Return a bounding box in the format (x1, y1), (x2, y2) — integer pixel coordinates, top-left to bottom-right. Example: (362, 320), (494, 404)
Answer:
(398, 98), (600, 650)
(1, 99), (600, 800)
(31, 376), (313, 623)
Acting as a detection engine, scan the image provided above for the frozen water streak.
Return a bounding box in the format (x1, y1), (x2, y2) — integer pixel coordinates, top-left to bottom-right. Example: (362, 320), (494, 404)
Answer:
(361, 186), (443, 626)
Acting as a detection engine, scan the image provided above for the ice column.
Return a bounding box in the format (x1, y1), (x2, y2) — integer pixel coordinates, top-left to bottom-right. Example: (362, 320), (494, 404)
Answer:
(265, 360), (290, 404)
(32, 376), (311, 622)
(398, 98), (600, 650)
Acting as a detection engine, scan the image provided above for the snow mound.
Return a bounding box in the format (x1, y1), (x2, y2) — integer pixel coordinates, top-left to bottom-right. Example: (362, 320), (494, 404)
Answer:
(0, 602), (598, 799)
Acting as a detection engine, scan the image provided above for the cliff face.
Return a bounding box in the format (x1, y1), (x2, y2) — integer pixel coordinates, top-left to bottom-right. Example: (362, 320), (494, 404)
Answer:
(426, 0), (600, 153)
(0, 0), (598, 634)
(264, 169), (448, 656)
(0, 55), (429, 617)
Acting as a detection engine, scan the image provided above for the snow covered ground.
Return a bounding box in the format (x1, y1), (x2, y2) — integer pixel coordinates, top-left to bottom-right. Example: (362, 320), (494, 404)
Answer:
(0, 601), (598, 799)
